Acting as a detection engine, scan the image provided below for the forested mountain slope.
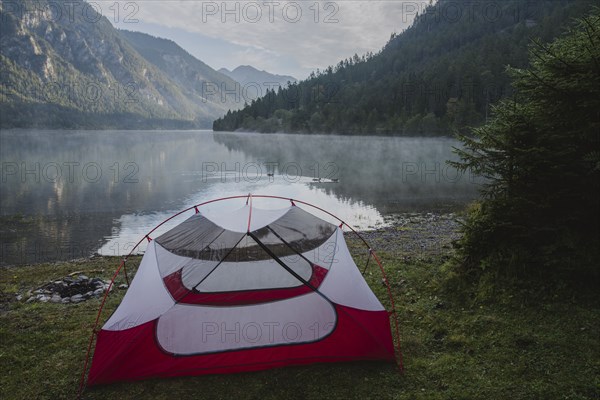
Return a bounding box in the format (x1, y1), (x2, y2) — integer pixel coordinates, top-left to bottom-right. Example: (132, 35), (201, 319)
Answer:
(0, 0), (238, 129)
(214, 0), (596, 135)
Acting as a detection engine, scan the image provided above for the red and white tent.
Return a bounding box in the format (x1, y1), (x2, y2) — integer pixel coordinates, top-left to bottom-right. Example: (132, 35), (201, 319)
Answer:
(81, 195), (401, 389)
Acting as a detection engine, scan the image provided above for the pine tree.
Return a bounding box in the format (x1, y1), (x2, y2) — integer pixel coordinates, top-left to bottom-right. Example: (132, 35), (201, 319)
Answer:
(450, 8), (600, 278)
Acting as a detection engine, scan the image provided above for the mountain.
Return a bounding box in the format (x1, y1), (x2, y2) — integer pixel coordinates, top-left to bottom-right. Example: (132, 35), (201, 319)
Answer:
(0, 0), (240, 129)
(120, 30), (242, 114)
(213, 0), (597, 135)
(219, 65), (296, 98)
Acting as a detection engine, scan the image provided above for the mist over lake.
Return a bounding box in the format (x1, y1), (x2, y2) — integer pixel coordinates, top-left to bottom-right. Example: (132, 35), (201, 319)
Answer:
(0, 129), (478, 265)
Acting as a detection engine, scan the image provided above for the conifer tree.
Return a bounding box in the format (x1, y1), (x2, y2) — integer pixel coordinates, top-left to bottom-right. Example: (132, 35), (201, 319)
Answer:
(450, 8), (600, 277)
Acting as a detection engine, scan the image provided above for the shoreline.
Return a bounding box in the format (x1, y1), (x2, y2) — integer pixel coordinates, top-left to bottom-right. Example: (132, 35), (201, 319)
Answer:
(2, 211), (464, 307)
(1, 211), (598, 400)
(0, 211), (464, 269)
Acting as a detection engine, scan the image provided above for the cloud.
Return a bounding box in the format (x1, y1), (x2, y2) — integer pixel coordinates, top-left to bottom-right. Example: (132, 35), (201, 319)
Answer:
(112, 1), (429, 78)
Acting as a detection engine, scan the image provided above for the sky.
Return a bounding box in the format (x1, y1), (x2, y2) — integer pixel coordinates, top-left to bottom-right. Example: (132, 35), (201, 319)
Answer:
(108, 1), (430, 80)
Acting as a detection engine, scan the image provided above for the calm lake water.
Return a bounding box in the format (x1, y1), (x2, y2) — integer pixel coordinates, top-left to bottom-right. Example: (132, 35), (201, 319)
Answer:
(0, 129), (479, 265)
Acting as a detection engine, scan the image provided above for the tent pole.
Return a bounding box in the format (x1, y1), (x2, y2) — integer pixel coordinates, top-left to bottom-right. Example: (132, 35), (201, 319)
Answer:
(248, 195), (403, 370)
(79, 194), (404, 396)
(77, 258), (126, 398)
(77, 195), (249, 396)
(246, 193), (253, 232)
(371, 251), (404, 372)
(361, 249), (372, 275)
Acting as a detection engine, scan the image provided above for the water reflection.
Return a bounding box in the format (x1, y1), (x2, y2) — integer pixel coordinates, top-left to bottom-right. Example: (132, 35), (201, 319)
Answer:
(213, 132), (479, 212)
(0, 130), (478, 265)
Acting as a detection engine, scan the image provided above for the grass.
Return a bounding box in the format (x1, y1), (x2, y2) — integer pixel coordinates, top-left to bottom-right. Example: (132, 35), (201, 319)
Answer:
(0, 243), (598, 400)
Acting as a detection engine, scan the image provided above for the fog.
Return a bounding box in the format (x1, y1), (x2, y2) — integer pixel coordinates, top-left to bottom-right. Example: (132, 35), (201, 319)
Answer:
(0, 129), (479, 265)
(213, 131), (479, 212)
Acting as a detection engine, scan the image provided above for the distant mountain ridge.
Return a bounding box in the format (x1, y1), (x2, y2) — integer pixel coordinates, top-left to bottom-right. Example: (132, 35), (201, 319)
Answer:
(119, 30), (243, 115)
(0, 0), (241, 129)
(219, 65), (296, 97)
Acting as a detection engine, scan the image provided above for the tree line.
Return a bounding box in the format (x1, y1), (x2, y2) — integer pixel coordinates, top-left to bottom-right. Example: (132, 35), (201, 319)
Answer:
(451, 7), (599, 282)
(214, 0), (596, 135)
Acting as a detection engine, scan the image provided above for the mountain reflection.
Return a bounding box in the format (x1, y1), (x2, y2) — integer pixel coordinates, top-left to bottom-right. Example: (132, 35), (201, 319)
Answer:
(0, 130), (478, 265)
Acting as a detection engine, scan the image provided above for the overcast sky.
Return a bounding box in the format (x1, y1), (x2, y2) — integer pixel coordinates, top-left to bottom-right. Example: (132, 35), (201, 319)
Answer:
(109, 1), (430, 79)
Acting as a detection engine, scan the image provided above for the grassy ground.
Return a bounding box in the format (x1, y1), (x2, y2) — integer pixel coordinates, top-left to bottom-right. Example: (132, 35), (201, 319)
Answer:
(0, 228), (598, 400)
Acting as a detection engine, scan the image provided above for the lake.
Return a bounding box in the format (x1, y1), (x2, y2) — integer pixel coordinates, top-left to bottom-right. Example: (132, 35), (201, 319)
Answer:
(0, 130), (479, 265)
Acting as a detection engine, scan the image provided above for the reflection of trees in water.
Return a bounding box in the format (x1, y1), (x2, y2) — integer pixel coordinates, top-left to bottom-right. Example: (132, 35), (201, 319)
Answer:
(213, 133), (479, 211)
(1, 130), (479, 265)
(0, 130), (240, 265)
(1, 212), (116, 266)
(2, 131), (204, 213)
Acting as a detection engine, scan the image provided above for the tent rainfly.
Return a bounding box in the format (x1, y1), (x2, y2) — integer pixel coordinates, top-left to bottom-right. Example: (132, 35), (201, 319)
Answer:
(80, 195), (402, 391)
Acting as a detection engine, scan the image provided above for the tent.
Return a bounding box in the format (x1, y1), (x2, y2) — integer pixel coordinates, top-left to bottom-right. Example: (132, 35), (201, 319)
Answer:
(81, 195), (402, 390)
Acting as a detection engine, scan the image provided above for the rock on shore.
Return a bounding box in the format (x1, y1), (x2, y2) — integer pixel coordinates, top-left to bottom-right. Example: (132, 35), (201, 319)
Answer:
(24, 275), (111, 304)
(347, 212), (463, 256)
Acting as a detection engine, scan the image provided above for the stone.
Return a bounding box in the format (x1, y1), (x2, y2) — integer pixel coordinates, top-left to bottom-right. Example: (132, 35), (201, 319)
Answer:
(78, 275), (89, 281)
(38, 295), (49, 302)
(118, 284), (129, 290)
(70, 294), (84, 303)
(61, 297), (70, 304)
(16, 295), (23, 301)
(26, 297), (36, 303)
(93, 288), (104, 296)
(50, 295), (62, 303)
